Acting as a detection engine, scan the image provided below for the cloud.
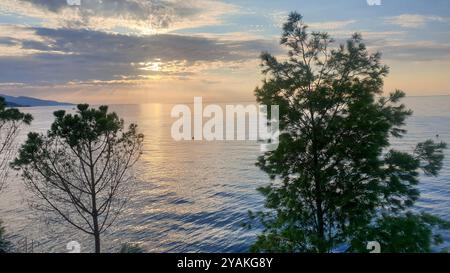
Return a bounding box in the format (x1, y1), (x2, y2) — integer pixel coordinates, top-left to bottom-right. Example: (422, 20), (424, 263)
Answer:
(266, 11), (357, 31)
(24, 0), (69, 12)
(385, 14), (449, 28)
(326, 31), (450, 62)
(0, 25), (48, 56)
(375, 40), (450, 61)
(308, 20), (357, 31)
(0, 26), (280, 85)
(0, 0), (238, 33)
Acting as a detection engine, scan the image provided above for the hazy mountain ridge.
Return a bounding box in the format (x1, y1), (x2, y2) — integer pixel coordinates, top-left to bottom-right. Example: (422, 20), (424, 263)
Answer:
(0, 94), (73, 107)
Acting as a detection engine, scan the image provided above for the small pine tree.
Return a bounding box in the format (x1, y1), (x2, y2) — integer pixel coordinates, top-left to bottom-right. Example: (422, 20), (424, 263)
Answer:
(13, 104), (144, 253)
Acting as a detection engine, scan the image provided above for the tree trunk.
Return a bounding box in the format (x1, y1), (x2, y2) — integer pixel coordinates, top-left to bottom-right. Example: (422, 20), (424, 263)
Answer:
(89, 143), (101, 253)
(92, 203), (101, 253)
(311, 112), (326, 252)
(93, 229), (101, 253)
(315, 197), (325, 252)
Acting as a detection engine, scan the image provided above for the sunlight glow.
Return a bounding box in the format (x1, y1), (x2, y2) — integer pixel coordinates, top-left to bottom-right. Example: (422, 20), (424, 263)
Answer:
(138, 59), (163, 72)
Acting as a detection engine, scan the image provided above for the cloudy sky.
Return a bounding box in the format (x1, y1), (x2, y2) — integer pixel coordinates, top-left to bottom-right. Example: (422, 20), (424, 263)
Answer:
(1, 0), (450, 104)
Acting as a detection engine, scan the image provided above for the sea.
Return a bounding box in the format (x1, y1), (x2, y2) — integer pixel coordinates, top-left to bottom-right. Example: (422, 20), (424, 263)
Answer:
(0, 96), (449, 253)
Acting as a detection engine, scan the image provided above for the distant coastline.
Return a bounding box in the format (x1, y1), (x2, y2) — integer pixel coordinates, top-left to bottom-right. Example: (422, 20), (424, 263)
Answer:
(1, 94), (73, 107)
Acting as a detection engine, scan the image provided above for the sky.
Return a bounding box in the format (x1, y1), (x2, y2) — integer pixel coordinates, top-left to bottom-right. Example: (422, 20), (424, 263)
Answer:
(0, 0), (450, 104)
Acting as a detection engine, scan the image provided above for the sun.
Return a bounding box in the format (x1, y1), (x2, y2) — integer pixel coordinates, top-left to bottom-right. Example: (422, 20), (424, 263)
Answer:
(136, 59), (163, 72)
(149, 62), (160, 72)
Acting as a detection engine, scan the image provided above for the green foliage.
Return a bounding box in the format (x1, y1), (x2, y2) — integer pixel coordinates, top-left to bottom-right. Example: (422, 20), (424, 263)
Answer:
(350, 212), (450, 253)
(0, 97), (33, 125)
(251, 12), (448, 253)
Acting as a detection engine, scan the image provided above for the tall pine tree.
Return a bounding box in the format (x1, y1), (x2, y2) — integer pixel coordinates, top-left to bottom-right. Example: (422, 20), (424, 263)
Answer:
(251, 12), (449, 253)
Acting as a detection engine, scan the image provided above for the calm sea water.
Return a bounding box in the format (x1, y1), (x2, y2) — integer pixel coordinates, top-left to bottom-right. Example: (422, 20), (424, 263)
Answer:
(0, 96), (449, 253)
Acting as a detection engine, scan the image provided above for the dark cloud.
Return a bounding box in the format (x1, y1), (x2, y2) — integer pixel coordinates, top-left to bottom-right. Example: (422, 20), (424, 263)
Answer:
(26, 27), (277, 62)
(20, 0), (223, 29)
(0, 37), (19, 46)
(0, 27), (280, 84)
(23, 0), (69, 12)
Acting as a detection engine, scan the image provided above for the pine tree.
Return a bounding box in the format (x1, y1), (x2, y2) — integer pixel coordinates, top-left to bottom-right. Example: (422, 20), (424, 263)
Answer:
(251, 12), (448, 253)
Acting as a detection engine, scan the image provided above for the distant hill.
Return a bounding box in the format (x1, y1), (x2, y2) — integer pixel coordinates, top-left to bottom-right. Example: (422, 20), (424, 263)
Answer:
(5, 101), (23, 107)
(0, 94), (73, 107)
